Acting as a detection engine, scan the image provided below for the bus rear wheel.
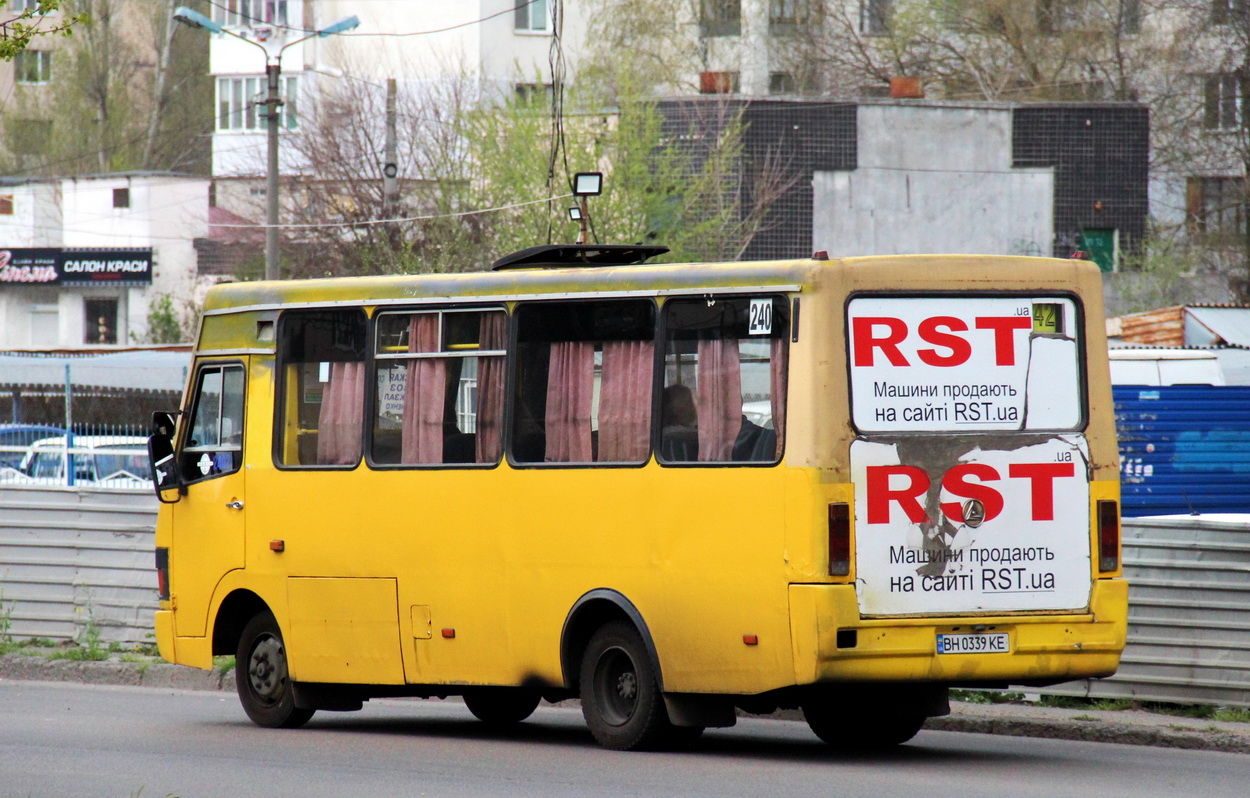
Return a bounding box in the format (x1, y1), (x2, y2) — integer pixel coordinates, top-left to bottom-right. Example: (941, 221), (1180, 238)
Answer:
(580, 621), (674, 751)
(236, 611), (314, 729)
(801, 698), (926, 749)
(462, 687), (541, 724)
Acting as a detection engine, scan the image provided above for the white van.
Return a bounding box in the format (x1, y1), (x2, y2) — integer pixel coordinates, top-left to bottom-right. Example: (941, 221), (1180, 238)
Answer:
(1108, 349), (1226, 386)
(19, 436), (151, 488)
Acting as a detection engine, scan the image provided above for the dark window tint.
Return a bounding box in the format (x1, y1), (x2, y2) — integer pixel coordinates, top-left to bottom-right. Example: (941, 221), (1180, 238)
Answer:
(275, 309), (368, 467)
(511, 300), (655, 465)
(183, 364), (245, 482)
(661, 296), (789, 464)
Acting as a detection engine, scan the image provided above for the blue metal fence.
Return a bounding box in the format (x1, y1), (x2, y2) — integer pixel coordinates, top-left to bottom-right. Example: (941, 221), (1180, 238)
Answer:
(1115, 385), (1250, 517)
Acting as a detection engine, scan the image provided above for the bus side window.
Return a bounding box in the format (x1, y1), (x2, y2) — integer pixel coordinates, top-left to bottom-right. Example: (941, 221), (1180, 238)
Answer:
(660, 296), (789, 465)
(182, 364), (245, 482)
(511, 300), (655, 465)
(275, 309), (368, 468)
(370, 308), (507, 467)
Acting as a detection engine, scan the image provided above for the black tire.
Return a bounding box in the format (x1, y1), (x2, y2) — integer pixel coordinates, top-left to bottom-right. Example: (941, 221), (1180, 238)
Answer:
(235, 611), (314, 729)
(801, 699), (926, 749)
(462, 687), (542, 725)
(579, 621), (674, 751)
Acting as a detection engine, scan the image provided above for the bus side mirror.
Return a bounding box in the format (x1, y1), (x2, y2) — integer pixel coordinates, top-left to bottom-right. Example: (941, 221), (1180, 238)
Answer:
(148, 411), (184, 503)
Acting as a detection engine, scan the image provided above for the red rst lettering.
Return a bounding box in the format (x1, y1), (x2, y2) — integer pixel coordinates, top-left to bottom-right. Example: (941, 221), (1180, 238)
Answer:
(1007, 462), (1076, 521)
(852, 317), (909, 367)
(940, 463), (1004, 523)
(974, 316), (1032, 366)
(866, 465), (929, 524)
(917, 316), (972, 367)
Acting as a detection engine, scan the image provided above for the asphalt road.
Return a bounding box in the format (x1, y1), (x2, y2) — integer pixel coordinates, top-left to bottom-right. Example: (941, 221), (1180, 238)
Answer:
(2, 680), (1249, 798)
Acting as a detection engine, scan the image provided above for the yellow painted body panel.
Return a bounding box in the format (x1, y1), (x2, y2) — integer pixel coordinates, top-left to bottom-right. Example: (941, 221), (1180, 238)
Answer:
(789, 579), (1126, 684)
(158, 254), (1127, 697)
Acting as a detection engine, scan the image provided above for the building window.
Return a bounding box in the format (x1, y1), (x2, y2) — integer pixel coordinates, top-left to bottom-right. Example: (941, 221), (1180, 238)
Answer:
(0, 196), (13, 215)
(515, 0), (549, 33)
(860, 0), (892, 35)
(213, 0), (288, 28)
(12, 0), (47, 12)
(113, 188), (130, 209)
(1038, 0), (1141, 33)
(1212, 0), (1249, 24)
(514, 82), (554, 106)
(1188, 177), (1248, 242)
(1205, 72), (1245, 131)
(15, 50), (51, 84)
(699, 71), (740, 94)
(216, 76), (299, 131)
(769, 0), (807, 35)
(84, 298), (119, 345)
(701, 0), (742, 37)
(769, 72), (796, 95)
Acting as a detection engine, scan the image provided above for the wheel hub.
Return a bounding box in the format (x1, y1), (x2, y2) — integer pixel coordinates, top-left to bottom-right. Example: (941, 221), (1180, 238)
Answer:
(248, 636), (286, 701)
(616, 671), (637, 701)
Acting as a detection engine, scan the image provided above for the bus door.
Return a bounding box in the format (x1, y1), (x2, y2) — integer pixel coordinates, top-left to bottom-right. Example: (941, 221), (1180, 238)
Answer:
(170, 360), (248, 638)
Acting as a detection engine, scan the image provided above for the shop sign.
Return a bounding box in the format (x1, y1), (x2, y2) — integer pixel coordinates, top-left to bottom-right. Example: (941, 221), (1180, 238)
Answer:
(0, 248), (153, 285)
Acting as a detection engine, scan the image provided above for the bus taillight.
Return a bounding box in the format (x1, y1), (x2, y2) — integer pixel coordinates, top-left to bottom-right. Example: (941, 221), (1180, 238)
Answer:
(155, 547), (170, 601)
(1097, 500), (1119, 572)
(829, 503), (851, 576)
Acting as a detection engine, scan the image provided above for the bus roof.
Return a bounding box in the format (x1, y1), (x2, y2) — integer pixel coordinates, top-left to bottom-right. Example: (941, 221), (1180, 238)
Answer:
(202, 254), (1100, 315)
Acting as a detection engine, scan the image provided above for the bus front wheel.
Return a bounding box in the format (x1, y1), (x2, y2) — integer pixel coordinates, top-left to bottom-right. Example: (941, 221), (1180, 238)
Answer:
(462, 687), (541, 724)
(236, 611), (314, 729)
(579, 621), (672, 751)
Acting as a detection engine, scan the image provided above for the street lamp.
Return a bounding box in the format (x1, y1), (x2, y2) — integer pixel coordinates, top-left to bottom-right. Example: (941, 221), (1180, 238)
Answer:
(173, 7), (361, 281)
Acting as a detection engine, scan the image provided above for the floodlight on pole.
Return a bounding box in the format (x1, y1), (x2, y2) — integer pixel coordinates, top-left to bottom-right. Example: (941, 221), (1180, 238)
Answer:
(173, 7), (361, 281)
(570, 172), (602, 244)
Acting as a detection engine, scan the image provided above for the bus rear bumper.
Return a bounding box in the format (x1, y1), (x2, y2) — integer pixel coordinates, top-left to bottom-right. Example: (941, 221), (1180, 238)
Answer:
(789, 579), (1128, 686)
(154, 609), (214, 671)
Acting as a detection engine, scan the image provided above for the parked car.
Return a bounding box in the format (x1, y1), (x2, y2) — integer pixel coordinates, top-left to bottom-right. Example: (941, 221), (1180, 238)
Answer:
(18, 436), (151, 487)
(0, 424), (67, 470)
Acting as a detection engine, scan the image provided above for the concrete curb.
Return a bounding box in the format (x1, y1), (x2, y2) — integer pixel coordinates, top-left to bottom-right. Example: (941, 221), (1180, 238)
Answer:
(0, 654), (228, 692)
(926, 712), (1250, 754)
(3, 655), (1247, 754)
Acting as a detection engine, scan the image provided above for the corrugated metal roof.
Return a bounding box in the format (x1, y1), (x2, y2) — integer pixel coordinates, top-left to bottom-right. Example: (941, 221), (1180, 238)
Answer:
(0, 351), (189, 392)
(1114, 306), (1186, 346)
(1186, 307), (1250, 348)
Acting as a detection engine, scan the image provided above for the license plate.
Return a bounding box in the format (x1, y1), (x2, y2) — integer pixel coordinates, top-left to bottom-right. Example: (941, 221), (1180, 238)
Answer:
(936, 632), (1010, 654)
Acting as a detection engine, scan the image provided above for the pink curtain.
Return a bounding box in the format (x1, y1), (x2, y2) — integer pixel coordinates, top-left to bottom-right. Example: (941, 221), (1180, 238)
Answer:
(598, 340), (653, 462)
(697, 338), (742, 462)
(316, 362), (365, 465)
(545, 341), (594, 462)
(401, 315), (446, 463)
(770, 338), (788, 460)
(475, 312), (507, 464)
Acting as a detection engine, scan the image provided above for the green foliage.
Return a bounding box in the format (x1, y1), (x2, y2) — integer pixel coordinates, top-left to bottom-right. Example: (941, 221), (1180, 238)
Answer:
(213, 655), (236, 675)
(0, 1), (88, 62)
(137, 293), (200, 344)
(950, 689), (1025, 704)
(140, 294), (185, 344)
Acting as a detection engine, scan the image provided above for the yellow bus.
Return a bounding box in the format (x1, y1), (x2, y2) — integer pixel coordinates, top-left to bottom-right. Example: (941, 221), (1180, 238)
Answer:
(148, 244), (1126, 751)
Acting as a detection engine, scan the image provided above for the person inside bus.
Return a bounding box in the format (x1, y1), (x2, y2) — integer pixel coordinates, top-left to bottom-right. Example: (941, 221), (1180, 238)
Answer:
(660, 383), (699, 461)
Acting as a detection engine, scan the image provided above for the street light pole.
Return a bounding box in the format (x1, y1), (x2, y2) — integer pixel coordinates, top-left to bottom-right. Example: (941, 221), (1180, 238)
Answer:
(264, 61), (282, 280)
(173, 7), (361, 281)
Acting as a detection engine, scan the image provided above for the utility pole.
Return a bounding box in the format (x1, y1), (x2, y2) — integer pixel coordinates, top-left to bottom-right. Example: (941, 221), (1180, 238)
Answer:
(383, 78), (398, 247)
(264, 61), (282, 281)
